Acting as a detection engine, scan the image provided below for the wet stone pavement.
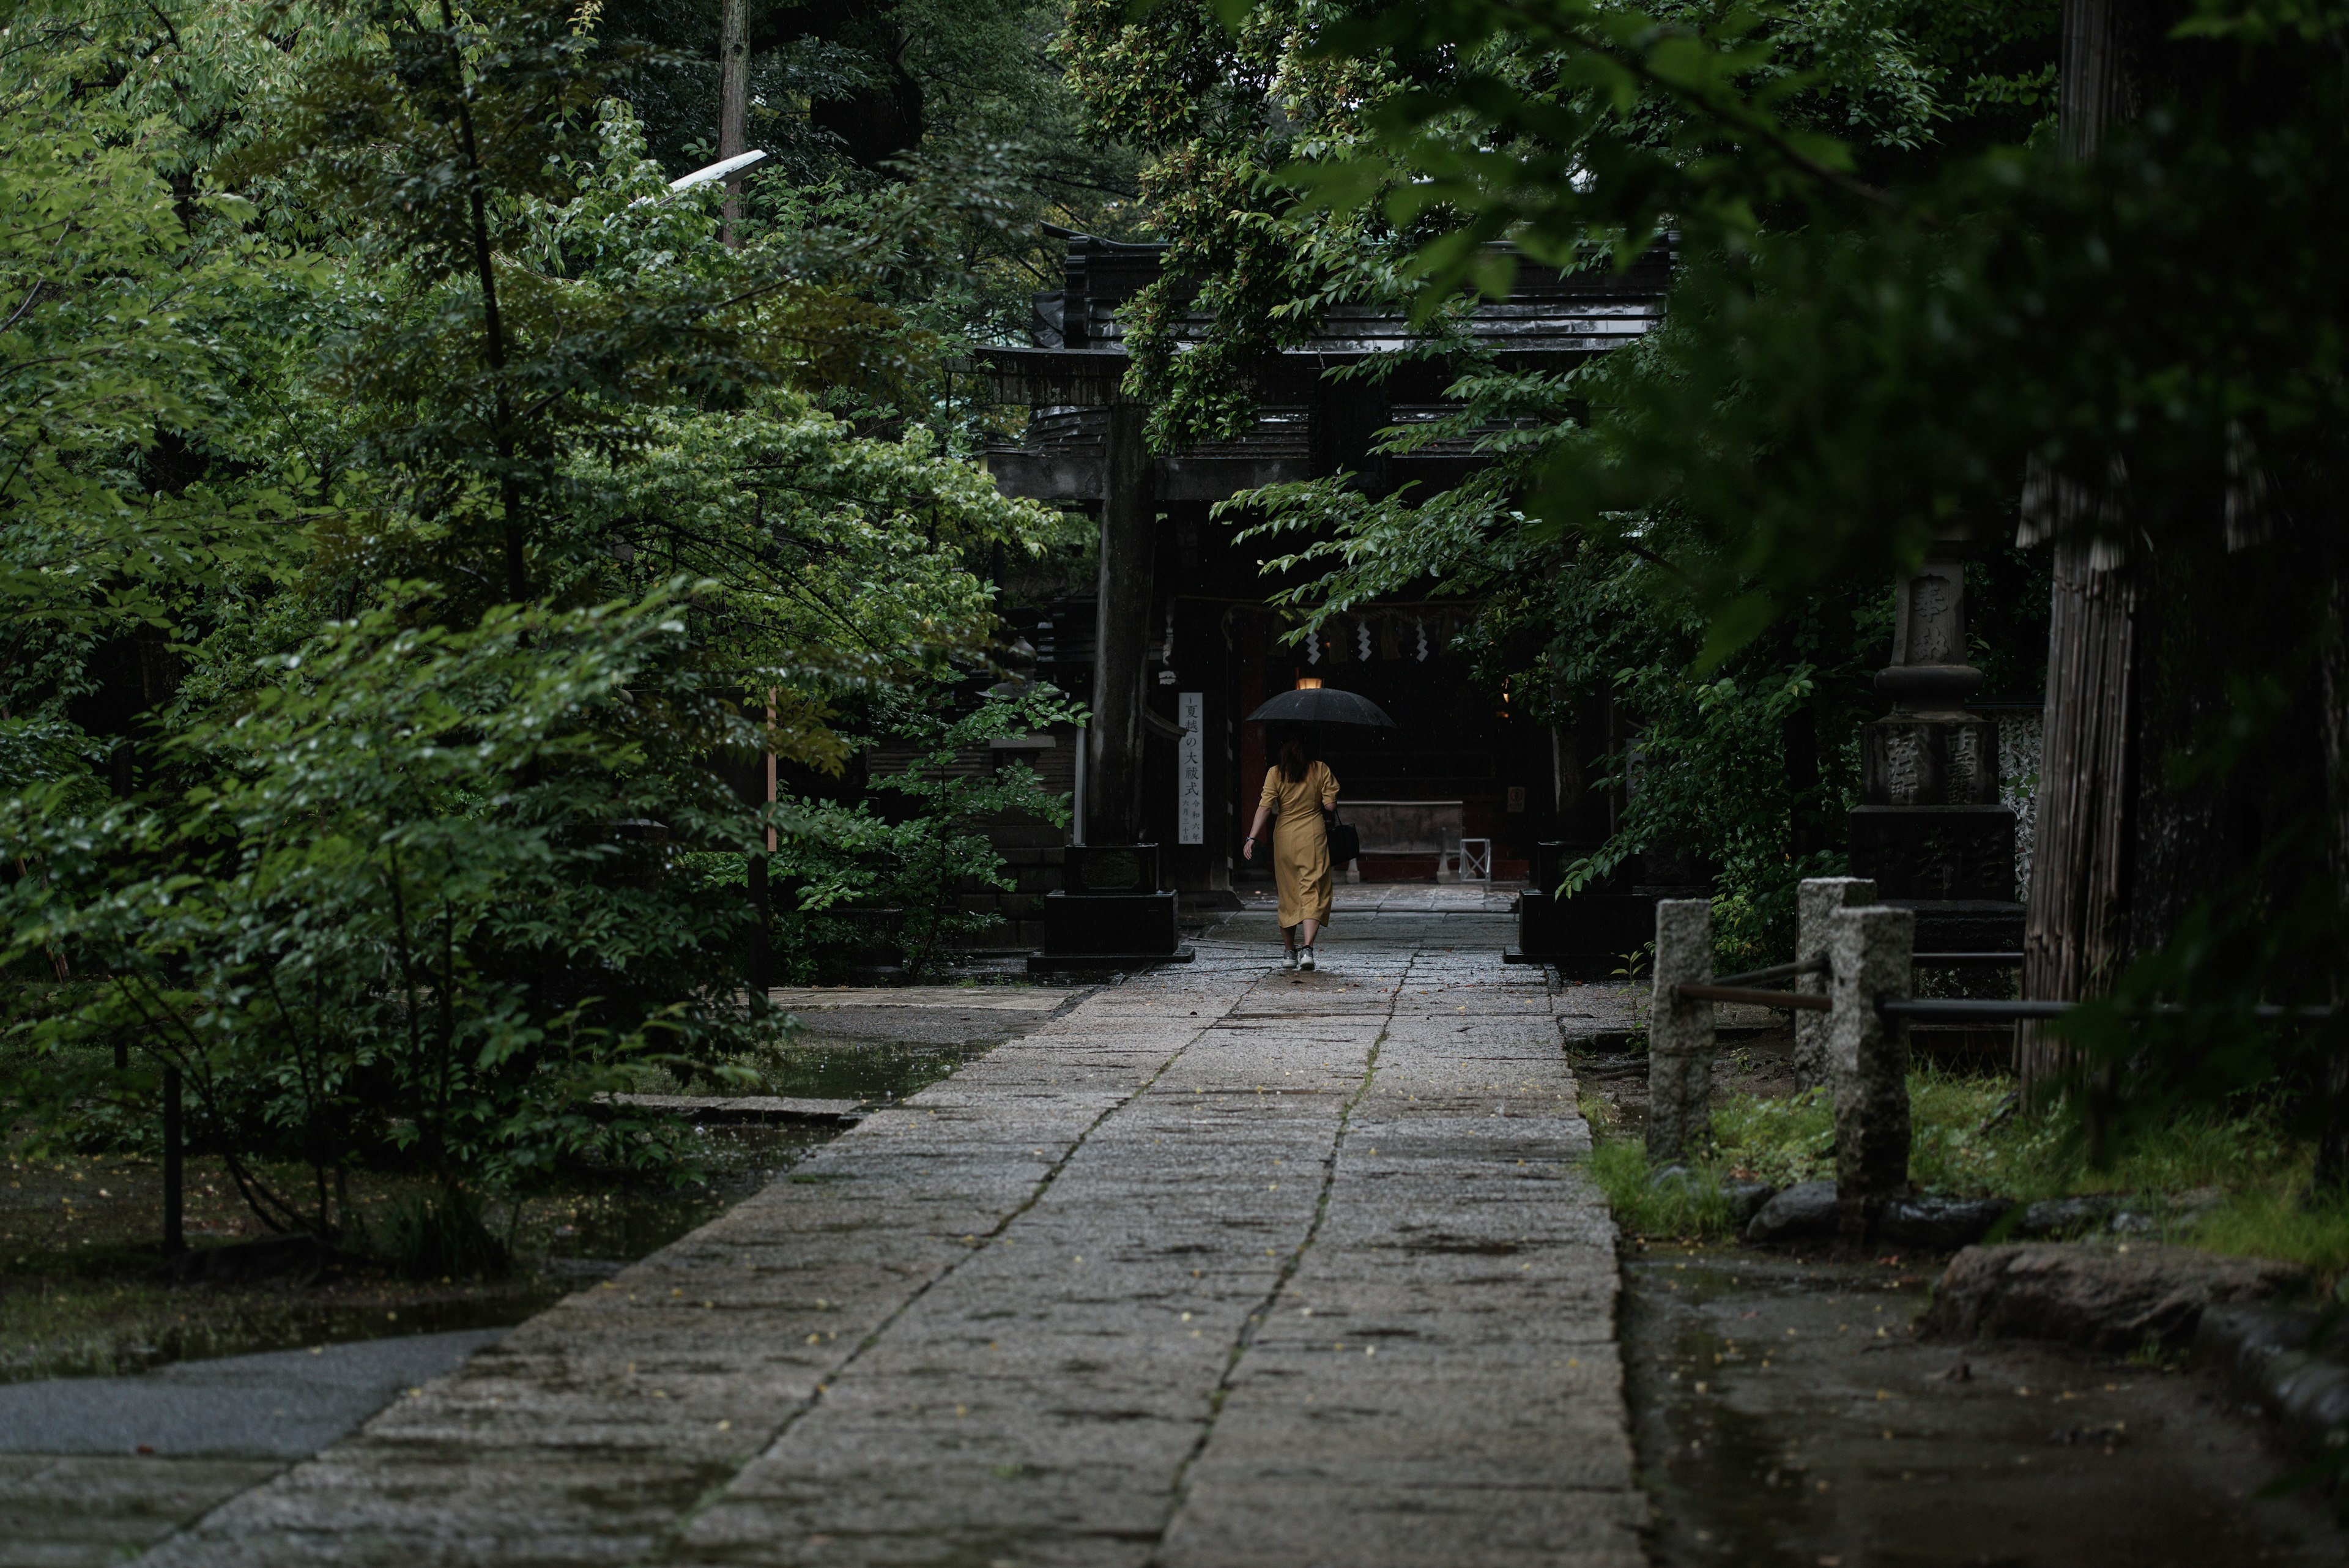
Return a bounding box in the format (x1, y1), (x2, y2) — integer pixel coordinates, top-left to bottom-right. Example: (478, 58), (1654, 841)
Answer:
(117, 906), (1647, 1567)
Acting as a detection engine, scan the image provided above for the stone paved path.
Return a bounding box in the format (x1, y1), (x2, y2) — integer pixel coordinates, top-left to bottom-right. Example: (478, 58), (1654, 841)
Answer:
(138, 911), (1643, 1567)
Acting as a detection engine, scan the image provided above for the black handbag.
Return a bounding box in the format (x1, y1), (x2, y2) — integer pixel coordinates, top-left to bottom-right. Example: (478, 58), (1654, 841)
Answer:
(1324, 809), (1360, 869)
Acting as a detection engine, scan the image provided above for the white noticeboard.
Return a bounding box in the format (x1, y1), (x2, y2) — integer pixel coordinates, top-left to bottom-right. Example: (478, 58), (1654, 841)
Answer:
(1177, 691), (1204, 845)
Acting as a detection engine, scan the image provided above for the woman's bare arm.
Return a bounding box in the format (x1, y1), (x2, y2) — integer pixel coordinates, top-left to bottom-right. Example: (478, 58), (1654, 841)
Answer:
(1242, 800), (1274, 860)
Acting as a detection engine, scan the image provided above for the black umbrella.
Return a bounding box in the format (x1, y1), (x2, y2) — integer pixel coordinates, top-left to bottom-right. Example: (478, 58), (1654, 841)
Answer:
(1244, 686), (1397, 728)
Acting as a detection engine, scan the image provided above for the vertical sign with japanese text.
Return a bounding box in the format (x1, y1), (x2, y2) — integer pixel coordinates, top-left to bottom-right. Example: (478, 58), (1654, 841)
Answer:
(1178, 691), (1204, 845)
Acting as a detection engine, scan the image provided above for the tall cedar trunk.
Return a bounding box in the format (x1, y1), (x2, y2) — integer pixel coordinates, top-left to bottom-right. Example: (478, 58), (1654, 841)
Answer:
(2314, 577), (2349, 1186)
(2017, 0), (2143, 1095)
(718, 0), (749, 247)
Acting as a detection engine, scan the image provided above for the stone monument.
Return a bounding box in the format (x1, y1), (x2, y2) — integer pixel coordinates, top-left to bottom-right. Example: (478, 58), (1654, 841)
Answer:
(1846, 547), (2025, 952)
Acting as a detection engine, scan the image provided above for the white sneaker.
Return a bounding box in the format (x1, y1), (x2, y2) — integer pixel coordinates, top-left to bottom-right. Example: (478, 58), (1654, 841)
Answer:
(1283, 949), (1299, 971)
(1299, 947), (1316, 972)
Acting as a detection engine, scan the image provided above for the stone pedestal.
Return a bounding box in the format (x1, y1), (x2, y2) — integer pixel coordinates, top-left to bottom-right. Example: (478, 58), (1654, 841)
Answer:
(1507, 841), (1663, 973)
(1039, 842), (1179, 962)
(1846, 550), (2024, 945)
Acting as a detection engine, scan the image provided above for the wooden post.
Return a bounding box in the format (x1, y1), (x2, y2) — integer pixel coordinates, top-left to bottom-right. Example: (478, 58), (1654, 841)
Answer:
(1830, 904), (1913, 1246)
(1087, 403), (1154, 847)
(162, 1066), (185, 1254)
(718, 0), (749, 247)
(1646, 899), (1715, 1165)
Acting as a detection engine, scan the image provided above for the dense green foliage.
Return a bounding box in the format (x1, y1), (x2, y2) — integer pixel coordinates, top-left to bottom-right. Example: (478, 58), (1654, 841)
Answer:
(762, 680), (1083, 981)
(0, 0), (1078, 1238)
(596, 0), (1146, 354)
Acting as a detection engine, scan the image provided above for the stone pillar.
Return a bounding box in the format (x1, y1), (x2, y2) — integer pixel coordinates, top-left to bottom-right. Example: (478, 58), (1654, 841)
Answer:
(1828, 903), (1914, 1245)
(1793, 877), (1876, 1093)
(1646, 899), (1715, 1165)
(1846, 546), (2022, 951)
(1087, 403), (1154, 846)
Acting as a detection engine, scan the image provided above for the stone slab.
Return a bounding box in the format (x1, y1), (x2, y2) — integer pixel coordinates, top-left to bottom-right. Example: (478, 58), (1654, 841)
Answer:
(0, 1331), (508, 1460)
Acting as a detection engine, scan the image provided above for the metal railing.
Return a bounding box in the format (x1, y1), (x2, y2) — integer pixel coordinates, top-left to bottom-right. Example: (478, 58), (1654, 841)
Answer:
(1672, 952), (2335, 1025)
(1669, 952), (2035, 1013)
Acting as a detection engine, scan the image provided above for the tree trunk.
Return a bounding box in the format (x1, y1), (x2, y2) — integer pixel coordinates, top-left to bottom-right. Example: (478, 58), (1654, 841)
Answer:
(2057, 0), (2140, 163)
(718, 0), (748, 247)
(2017, 0), (2144, 1097)
(2018, 531), (2138, 1091)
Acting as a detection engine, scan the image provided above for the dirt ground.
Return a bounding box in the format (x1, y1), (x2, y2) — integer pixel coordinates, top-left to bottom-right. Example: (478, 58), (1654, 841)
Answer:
(4, 983), (1077, 1383)
(0, 1125), (831, 1383)
(1581, 1015), (1802, 1138)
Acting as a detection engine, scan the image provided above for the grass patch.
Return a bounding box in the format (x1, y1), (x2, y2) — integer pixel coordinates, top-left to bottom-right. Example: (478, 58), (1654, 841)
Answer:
(2184, 1186), (2349, 1280)
(1581, 1063), (2349, 1282)
(1586, 1139), (1734, 1238)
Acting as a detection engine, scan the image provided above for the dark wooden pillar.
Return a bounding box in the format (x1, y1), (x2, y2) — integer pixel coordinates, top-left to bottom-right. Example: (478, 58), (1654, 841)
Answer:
(1088, 403), (1154, 845)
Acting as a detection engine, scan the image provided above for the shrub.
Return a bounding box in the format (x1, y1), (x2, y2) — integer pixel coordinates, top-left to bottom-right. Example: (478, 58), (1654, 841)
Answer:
(771, 680), (1083, 979)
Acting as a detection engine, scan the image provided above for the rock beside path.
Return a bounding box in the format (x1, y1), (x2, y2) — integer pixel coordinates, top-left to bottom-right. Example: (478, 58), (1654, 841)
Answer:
(1742, 1186), (2011, 1250)
(1880, 1195), (2011, 1251)
(2013, 1195), (2119, 1238)
(1920, 1243), (2309, 1353)
(1745, 1181), (1838, 1243)
(2199, 1304), (2349, 1451)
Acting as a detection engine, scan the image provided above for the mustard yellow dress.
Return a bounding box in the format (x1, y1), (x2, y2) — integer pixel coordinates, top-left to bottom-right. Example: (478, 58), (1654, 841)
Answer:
(1260, 760), (1340, 929)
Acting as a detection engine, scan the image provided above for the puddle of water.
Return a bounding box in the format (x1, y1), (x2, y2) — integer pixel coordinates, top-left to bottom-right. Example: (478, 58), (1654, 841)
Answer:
(759, 1037), (996, 1102)
(538, 1122), (834, 1265)
(1624, 1246), (2347, 1567)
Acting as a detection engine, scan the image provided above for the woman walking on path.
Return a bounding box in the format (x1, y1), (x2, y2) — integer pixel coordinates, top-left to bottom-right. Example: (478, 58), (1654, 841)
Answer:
(1241, 730), (1340, 970)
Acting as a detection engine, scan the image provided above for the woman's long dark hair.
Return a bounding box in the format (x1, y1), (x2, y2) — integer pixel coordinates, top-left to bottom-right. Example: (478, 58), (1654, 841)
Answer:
(1277, 728), (1316, 784)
